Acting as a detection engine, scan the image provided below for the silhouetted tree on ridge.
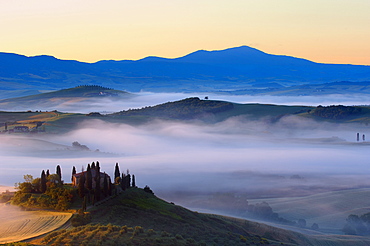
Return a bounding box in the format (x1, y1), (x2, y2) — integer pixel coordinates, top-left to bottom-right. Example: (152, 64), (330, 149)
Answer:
(56, 165), (62, 181)
(40, 170), (47, 193)
(114, 163), (120, 181)
(71, 166), (76, 182)
(132, 174), (136, 188)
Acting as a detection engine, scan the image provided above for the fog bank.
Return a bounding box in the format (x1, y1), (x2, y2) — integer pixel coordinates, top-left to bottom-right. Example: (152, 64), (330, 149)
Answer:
(1, 114), (369, 199)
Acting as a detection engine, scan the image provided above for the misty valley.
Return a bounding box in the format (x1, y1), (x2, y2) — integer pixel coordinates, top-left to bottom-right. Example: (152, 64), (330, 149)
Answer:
(1, 86), (370, 244)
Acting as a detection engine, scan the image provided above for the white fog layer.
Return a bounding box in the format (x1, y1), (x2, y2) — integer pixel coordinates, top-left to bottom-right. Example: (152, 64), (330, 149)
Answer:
(1, 115), (369, 195)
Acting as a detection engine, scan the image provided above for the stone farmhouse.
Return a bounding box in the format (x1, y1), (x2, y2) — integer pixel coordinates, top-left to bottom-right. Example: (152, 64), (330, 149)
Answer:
(72, 169), (111, 189)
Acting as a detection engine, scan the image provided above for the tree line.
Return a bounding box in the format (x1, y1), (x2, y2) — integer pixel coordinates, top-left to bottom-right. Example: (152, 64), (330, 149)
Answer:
(12, 164), (73, 210)
(111, 97), (234, 120)
(11, 161), (140, 211)
(310, 105), (363, 120)
(343, 212), (370, 235)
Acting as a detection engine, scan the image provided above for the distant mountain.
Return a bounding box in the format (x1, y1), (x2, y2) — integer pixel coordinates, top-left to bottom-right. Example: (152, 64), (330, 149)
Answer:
(1, 46), (369, 94)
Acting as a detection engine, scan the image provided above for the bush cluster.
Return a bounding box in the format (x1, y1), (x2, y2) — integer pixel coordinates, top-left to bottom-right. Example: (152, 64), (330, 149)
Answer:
(343, 213), (370, 235)
(11, 175), (75, 211)
(311, 105), (362, 120)
(113, 97), (234, 120)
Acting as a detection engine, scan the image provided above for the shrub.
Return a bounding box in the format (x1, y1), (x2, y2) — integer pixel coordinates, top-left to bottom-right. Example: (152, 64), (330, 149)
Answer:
(147, 229), (155, 236)
(311, 223), (319, 230)
(240, 235), (247, 242)
(71, 212), (91, 227)
(134, 226), (144, 234)
(186, 238), (196, 244)
(297, 219), (306, 228)
(161, 231), (170, 237)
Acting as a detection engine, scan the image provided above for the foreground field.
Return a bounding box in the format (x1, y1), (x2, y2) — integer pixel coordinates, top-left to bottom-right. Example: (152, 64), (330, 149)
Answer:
(25, 188), (370, 246)
(0, 204), (72, 244)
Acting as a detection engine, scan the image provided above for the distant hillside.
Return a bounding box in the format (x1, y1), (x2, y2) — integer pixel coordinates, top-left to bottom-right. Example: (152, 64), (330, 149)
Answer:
(110, 97), (234, 121)
(3, 98), (370, 134)
(0, 85), (132, 111)
(110, 97), (314, 122)
(1, 46), (370, 94)
(221, 81), (370, 96)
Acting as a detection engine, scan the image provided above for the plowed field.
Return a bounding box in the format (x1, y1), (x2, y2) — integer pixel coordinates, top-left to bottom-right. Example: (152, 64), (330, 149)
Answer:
(0, 204), (72, 244)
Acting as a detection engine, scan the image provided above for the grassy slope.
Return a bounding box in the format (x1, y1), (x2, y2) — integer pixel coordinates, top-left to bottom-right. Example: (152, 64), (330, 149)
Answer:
(110, 97), (313, 122)
(215, 103), (312, 121)
(35, 188), (370, 246)
(89, 188), (271, 245)
(36, 188), (273, 246)
(0, 111), (83, 133)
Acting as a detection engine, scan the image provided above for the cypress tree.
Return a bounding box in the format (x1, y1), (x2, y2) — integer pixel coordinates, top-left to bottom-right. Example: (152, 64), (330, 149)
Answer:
(82, 196), (87, 212)
(91, 162), (96, 169)
(71, 166), (76, 182)
(46, 169), (50, 177)
(96, 162), (100, 174)
(41, 170), (47, 193)
(78, 174), (86, 198)
(56, 165), (62, 181)
(132, 174), (136, 188)
(114, 163), (120, 181)
(126, 174), (131, 189)
(121, 173), (126, 190)
(95, 173), (101, 202)
(103, 173), (108, 197)
(86, 164), (92, 191)
(108, 180), (112, 196)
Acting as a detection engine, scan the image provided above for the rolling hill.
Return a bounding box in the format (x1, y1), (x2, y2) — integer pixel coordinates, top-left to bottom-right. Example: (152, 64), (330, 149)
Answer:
(24, 188), (370, 246)
(1, 46), (370, 95)
(2, 96), (370, 134)
(0, 85), (133, 112)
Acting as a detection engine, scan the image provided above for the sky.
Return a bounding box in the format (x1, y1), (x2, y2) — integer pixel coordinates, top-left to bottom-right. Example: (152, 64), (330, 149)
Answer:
(0, 0), (369, 65)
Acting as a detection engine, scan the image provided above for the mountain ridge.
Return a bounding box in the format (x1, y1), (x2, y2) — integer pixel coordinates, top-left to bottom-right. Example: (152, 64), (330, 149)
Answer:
(1, 46), (370, 93)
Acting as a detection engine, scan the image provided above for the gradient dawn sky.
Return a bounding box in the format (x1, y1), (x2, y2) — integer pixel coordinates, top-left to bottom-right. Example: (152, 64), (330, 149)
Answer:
(1, 0), (369, 65)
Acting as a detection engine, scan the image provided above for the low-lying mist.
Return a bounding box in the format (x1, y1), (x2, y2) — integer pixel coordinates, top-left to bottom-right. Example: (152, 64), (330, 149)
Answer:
(1, 113), (369, 199)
